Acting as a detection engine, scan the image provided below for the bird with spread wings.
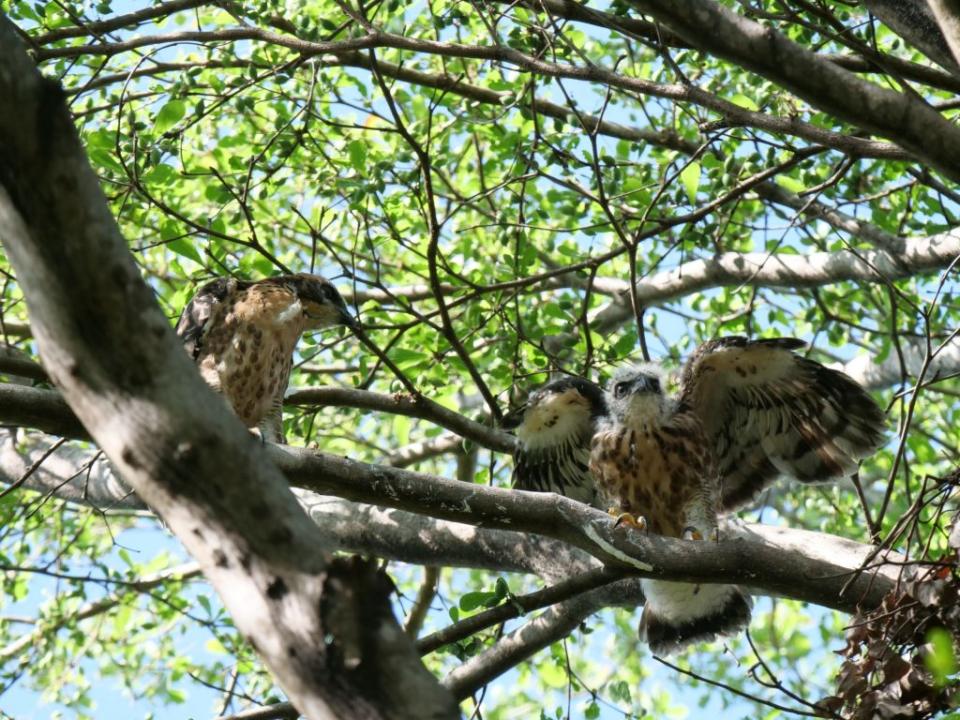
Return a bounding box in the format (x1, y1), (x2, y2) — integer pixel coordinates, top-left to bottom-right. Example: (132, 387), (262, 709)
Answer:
(175, 273), (357, 440)
(592, 337), (885, 654)
(506, 337), (885, 654)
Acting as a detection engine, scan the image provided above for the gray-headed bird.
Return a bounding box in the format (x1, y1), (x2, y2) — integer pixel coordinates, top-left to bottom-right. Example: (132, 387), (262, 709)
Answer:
(590, 337), (885, 654)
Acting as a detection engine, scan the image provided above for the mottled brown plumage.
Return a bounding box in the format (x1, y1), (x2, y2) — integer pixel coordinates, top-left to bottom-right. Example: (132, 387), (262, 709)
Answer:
(591, 407), (715, 537)
(590, 366), (751, 655)
(501, 377), (607, 508)
(679, 337), (886, 510)
(588, 337), (885, 654)
(175, 273), (356, 436)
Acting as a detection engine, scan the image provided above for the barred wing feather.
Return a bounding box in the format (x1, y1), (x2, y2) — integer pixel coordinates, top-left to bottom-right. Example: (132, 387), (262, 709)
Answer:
(680, 337), (885, 510)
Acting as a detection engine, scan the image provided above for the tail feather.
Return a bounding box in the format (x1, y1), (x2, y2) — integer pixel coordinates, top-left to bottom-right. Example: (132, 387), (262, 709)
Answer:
(640, 579), (751, 655)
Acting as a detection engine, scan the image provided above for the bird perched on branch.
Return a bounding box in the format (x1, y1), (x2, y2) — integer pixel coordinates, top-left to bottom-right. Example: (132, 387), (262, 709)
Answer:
(175, 273), (357, 439)
(589, 337), (885, 654)
(501, 377), (607, 508)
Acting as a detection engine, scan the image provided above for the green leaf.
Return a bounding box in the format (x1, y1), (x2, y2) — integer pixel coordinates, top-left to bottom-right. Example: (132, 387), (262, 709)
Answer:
(925, 626), (957, 686)
(167, 239), (204, 266)
(680, 161), (700, 204)
(347, 140), (368, 171)
(776, 175), (805, 194)
(154, 100), (186, 135)
(730, 93), (759, 111)
(391, 347), (429, 369)
(205, 638), (228, 654)
(459, 591), (496, 612)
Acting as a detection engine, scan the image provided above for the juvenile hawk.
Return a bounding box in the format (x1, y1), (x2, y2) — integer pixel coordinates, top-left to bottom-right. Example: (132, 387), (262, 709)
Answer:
(501, 377), (607, 508)
(175, 273), (357, 438)
(588, 337), (885, 654)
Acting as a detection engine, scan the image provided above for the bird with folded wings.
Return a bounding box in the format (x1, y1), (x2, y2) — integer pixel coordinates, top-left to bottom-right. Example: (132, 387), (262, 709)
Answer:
(501, 377), (607, 508)
(175, 273), (358, 441)
(506, 337), (885, 654)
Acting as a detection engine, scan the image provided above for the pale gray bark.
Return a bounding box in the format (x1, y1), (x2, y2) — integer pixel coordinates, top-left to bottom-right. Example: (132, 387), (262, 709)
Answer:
(927, 0), (960, 68)
(838, 337), (960, 390)
(0, 422), (902, 614)
(627, 0), (960, 180)
(866, 0), (960, 75)
(0, 424), (908, 697)
(590, 229), (960, 332)
(0, 15), (457, 719)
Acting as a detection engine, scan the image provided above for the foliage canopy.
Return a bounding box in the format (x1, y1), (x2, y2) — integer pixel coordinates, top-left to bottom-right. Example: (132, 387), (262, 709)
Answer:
(1, 0), (959, 718)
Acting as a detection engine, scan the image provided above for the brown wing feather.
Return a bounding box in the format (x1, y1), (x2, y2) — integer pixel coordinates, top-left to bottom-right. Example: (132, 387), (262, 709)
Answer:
(175, 277), (247, 359)
(680, 337), (885, 510)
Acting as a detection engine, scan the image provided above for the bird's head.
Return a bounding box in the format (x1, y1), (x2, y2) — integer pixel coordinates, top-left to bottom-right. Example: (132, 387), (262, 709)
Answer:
(501, 377), (606, 450)
(289, 274), (359, 331)
(605, 364), (669, 428)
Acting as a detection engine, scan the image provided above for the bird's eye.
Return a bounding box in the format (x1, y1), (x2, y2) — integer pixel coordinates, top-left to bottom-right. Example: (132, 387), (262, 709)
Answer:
(613, 382), (630, 398)
(648, 377), (661, 393)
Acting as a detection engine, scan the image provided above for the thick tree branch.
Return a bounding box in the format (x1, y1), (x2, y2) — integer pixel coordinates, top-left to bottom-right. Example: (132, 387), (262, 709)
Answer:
(0, 402), (902, 616)
(0, 16), (457, 719)
(0, 429), (597, 580)
(497, 0), (960, 93)
(0, 345), (48, 382)
(591, 230), (960, 332)
(839, 337), (960, 390)
(627, 0), (960, 181)
(927, 0), (960, 68)
(865, 0), (960, 75)
(0, 427), (911, 695)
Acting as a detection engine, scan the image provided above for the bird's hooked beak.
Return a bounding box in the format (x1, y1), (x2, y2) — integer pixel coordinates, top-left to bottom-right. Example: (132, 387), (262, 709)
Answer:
(500, 403), (528, 431)
(633, 375), (660, 394)
(339, 305), (360, 331)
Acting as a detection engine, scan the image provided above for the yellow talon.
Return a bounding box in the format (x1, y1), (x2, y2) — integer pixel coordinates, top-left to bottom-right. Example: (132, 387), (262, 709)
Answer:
(609, 509), (648, 531)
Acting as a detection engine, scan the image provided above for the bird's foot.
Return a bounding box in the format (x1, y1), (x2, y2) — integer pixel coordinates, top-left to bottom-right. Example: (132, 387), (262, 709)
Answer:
(681, 526), (720, 542)
(609, 508), (647, 532)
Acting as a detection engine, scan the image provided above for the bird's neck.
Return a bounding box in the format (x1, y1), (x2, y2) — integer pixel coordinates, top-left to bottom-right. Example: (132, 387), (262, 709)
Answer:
(622, 395), (669, 432)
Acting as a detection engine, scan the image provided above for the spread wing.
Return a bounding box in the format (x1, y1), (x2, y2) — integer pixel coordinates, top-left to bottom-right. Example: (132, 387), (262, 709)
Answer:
(174, 277), (238, 359)
(680, 337), (885, 510)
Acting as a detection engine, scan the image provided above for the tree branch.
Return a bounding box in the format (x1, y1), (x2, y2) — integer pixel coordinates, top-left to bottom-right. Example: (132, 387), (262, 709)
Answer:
(0, 562), (202, 665)
(627, 0), (960, 181)
(0, 16), (457, 718)
(0, 399), (903, 616)
(591, 230), (960, 332)
(284, 386), (514, 453)
(442, 581), (639, 700)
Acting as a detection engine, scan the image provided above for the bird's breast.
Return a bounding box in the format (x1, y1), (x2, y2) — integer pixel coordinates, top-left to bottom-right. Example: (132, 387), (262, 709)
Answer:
(197, 303), (300, 427)
(590, 425), (701, 537)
